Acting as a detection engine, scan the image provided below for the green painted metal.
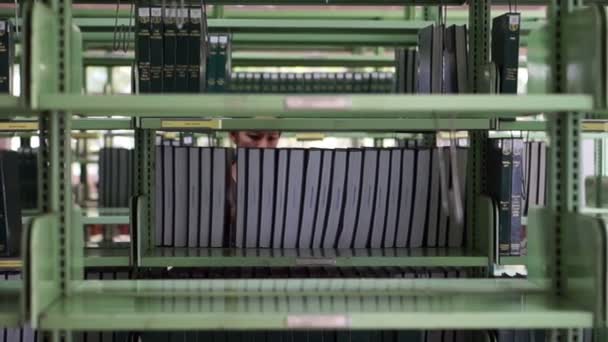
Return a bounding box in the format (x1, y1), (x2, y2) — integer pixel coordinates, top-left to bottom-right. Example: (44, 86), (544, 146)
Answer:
(0, 281), (22, 327)
(141, 117), (492, 131)
(38, 279), (593, 330)
(84, 248), (130, 267)
(140, 247), (488, 267)
(81, 208), (130, 225)
(231, 53), (395, 67)
(27, 214), (61, 329)
(38, 94), (594, 118)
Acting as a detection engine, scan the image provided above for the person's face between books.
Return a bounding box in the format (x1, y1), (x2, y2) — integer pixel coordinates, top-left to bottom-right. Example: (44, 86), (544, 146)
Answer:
(230, 131), (280, 148)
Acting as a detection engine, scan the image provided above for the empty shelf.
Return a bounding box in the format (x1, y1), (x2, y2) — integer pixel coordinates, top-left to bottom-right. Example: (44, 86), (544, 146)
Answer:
(141, 247), (488, 267)
(40, 278), (590, 330)
(84, 248), (130, 267)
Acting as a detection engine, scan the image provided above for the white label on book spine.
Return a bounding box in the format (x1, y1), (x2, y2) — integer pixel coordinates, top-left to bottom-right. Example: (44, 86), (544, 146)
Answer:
(190, 9), (202, 18)
(285, 96), (352, 110)
(151, 8), (162, 17)
(138, 8), (150, 16)
(287, 315), (350, 328)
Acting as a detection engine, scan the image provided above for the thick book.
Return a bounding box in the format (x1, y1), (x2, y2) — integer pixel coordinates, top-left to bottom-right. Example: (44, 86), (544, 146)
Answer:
(259, 149), (276, 248)
(323, 150), (347, 248)
(383, 149), (402, 248)
(353, 149), (378, 248)
(426, 149), (440, 247)
(136, 7), (151, 93)
(337, 150), (362, 248)
(187, 147), (200, 247)
(211, 148), (228, 247)
(155, 145), (163, 246)
(187, 8), (202, 92)
(417, 25), (433, 93)
(448, 147), (468, 247)
(110, 148), (120, 207)
(174, 8), (189, 92)
(395, 149), (415, 247)
(370, 149), (391, 248)
(272, 149), (289, 248)
(173, 147), (188, 247)
(510, 139), (524, 255)
(444, 25), (458, 94)
(491, 13), (521, 93)
(538, 142), (547, 206)
(490, 139), (513, 255)
(455, 25), (469, 93)
(198, 148), (212, 247)
(298, 149), (322, 248)
(526, 142), (540, 212)
(410, 149), (430, 247)
(117, 149), (130, 206)
(0, 151), (21, 256)
(162, 7), (177, 92)
(206, 35), (219, 92)
(235, 148), (247, 247)
(283, 149), (305, 248)
(149, 7), (164, 93)
(216, 35), (230, 92)
(245, 149), (261, 247)
(162, 145), (174, 246)
(312, 149), (333, 248)
(0, 21), (12, 94)
(437, 147), (451, 247)
(431, 24), (444, 93)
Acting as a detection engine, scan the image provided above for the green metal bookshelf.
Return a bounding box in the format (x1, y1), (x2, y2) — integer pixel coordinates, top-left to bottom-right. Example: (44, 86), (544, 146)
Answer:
(0, 0), (606, 340)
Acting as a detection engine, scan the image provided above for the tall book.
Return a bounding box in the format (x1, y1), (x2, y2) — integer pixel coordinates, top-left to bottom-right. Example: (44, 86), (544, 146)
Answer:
(187, 147), (200, 247)
(173, 147), (188, 247)
(490, 139), (513, 256)
(187, 8), (202, 92)
(0, 151), (21, 256)
(162, 7), (177, 92)
(199, 148), (212, 247)
(174, 8), (190, 92)
(395, 149), (414, 247)
(259, 149), (276, 248)
(510, 139), (524, 255)
(417, 25), (433, 93)
(298, 149), (322, 248)
(272, 149), (289, 248)
(337, 150), (362, 248)
(370, 149), (391, 248)
(211, 148), (229, 247)
(136, 7), (151, 93)
(410, 149), (430, 247)
(216, 35), (230, 92)
(312, 150), (333, 248)
(455, 25), (469, 93)
(155, 145), (163, 246)
(353, 149), (378, 248)
(426, 149), (440, 247)
(245, 149), (261, 247)
(323, 150), (347, 248)
(149, 7), (164, 93)
(235, 148), (247, 248)
(491, 13), (521, 93)
(431, 24), (444, 93)
(283, 149), (305, 248)
(162, 145), (174, 246)
(206, 36), (219, 92)
(383, 149), (402, 248)
(444, 25), (458, 94)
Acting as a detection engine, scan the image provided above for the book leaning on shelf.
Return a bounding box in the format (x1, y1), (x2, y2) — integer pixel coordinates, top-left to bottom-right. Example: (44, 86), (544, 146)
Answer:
(0, 151), (22, 257)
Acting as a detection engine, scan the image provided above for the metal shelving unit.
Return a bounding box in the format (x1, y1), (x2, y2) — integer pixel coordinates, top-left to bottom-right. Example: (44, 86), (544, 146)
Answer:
(0, 0), (606, 340)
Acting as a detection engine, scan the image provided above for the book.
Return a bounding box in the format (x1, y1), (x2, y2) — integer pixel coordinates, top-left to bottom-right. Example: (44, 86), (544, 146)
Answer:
(491, 13), (521, 93)
(526, 142), (539, 213)
(353, 149), (378, 248)
(444, 25), (458, 94)
(206, 35), (219, 92)
(174, 147), (189, 247)
(187, 8), (202, 92)
(162, 145), (174, 246)
(437, 147), (451, 247)
(538, 142), (547, 206)
(211, 148), (228, 247)
(312, 149), (333, 248)
(337, 150), (362, 248)
(448, 147), (468, 247)
(198, 148), (212, 247)
(216, 35), (230, 92)
(395, 149), (414, 247)
(272, 149), (289, 248)
(0, 151), (21, 256)
(510, 139), (524, 255)
(490, 139), (513, 256)
(383, 149), (402, 248)
(370, 149), (391, 248)
(174, 8), (189, 92)
(187, 147), (200, 247)
(323, 150), (347, 248)
(283, 149), (305, 248)
(149, 7), (164, 93)
(259, 149), (276, 248)
(298, 149), (322, 248)
(431, 24), (444, 93)
(136, 7), (151, 93)
(455, 25), (469, 93)
(245, 149), (261, 247)
(155, 145), (163, 246)
(162, 6), (177, 92)
(417, 25), (433, 93)
(410, 149), (430, 247)
(426, 149), (440, 247)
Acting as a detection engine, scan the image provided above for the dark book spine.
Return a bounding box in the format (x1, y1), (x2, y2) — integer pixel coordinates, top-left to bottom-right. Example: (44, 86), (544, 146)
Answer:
(149, 7), (164, 93)
(174, 8), (189, 93)
(492, 13), (520, 94)
(162, 7), (177, 92)
(0, 21), (11, 93)
(187, 8), (201, 93)
(136, 7), (151, 93)
(499, 139), (513, 256)
(0, 152), (21, 256)
(510, 139), (523, 255)
(206, 35), (218, 92)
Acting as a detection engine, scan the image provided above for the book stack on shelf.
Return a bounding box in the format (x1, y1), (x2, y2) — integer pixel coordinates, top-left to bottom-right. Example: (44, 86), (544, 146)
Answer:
(394, 48), (418, 93)
(488, 139), (547, 257)
(98, 148), (134, 209)
(136, 5), (231, 93)
(229, 72), (394, 93)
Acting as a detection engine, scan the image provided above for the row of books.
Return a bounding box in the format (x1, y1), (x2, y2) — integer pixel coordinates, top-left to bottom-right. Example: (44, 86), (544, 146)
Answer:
(154, 146), (231, 248)
(98, 148), (134, 208)
(394, 48), (418, 93)
(136, 5), (231, 93)
(229, 72), (394, 93)
(489, 140), (546, 256)
(418, 24), (468, 94)
(17, 146), (38, 210)
(236, 147), (467, 249)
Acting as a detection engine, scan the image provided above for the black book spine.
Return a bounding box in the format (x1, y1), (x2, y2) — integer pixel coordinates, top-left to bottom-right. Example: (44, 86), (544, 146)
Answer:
(492, 13), (520, 94)
(149, 7), (164, 93)
(188, 8), (202, 92)
(162, 7), (177, 93)
(174, 8), (190, 93)
(136, 7), (151, 93)
(499, 139), (513, 256)
(0, 152), (21, 256)
(510, 139), (524, 255)
(0, 21), (11, 94)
